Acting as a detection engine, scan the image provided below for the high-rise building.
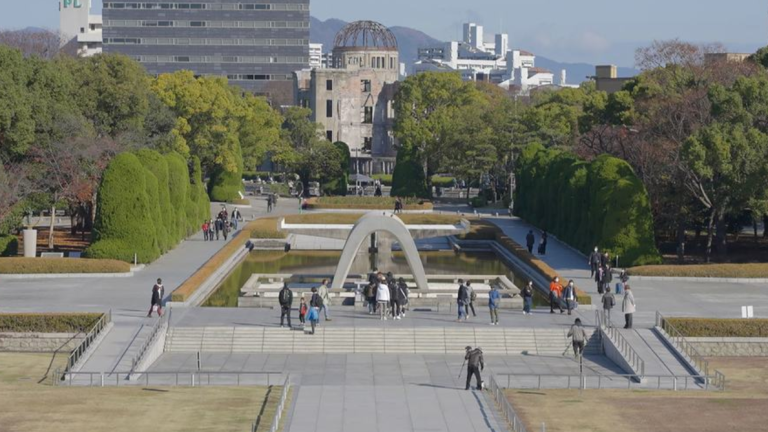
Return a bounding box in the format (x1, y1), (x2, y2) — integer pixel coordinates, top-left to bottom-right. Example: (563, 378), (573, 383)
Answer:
(59, 0), (103, 56)
(102, 0), (310, 105)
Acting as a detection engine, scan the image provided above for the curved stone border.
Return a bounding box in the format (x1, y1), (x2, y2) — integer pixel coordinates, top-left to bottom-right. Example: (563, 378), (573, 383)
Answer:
(630, 275), (768, 284)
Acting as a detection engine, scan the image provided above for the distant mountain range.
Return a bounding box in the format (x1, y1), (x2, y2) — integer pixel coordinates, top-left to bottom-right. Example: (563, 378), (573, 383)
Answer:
(310, 17), (638, 82)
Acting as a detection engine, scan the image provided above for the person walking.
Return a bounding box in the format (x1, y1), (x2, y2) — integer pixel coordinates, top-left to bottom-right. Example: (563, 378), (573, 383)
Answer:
(202, 220), (209, 241)
(622, 285), (635, 329)
(308, 287), (322, 334)
(563, 280), (576, 315)
(266, 194), (273, 213)
(538, 231), (548, 255)
(589, 247), (601, 278)
(488, 284), (501, 325)
(397, 277), (410, 317)
(521, 281), (534, 315)
(222, 218), (230, 241)
(602, 289), (616, 327)
(602, 265), (613, 295)
(526, 230), (535, 254)
(567, 318), (587, 360)
(231, 208), (241, 230)
(464, 346), (485, 390)
(376, 277), (390, 320)
(147, 278), (164, 318)
(317, 279), (332, 321)
(465, 280), (477, 318)
(386, 272), (397, 318)
(392, 280), (407, 320)
(457, 279), (469, 322)
(549, 277), (564, 314)
(278, 283), (293, 328)
(208, 219), (215, 241)
(299, 297), (308, 325)
(595, 265), (604, 294)
(214, 217), (222, 240)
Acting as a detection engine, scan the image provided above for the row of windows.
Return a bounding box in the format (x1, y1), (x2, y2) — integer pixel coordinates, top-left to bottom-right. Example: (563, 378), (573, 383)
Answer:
(105, 37), (308, 46)
(135, 55), (307, 63)
(325, 79), (372, 93)
(105, 20), (309, 28)
(226, 74), (292, 81)
(104, 2), (308, 11)
(324, 99), (374, 124)
(340, 55), (397, 70)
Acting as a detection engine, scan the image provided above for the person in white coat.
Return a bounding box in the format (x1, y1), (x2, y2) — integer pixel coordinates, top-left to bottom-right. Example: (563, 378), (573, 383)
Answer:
(622, 285), (636, 329)
(376, 278), (391, 320)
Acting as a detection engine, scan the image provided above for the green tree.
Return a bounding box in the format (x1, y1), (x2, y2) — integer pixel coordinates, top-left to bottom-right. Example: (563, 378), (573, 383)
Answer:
(0, 46), (34, 158)
(321, 141), (350, 196)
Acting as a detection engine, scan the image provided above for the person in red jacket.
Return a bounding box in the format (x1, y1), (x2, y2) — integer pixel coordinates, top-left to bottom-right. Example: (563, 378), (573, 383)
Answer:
(202, 221), (210, 241)
(549, 276), (564, 314)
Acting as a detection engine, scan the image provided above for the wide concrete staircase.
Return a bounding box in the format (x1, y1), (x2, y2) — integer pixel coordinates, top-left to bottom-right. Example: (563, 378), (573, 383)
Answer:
(165, 326), (602, 356)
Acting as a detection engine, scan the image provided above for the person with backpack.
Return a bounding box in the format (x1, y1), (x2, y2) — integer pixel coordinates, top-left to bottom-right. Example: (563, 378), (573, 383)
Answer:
(589, 247), (601, 278)
(602, 289), (616, 327)
(317, 279), (332, 321)
(364, 282), (377, 315)
(278, 283), (293, 328)
(465, 280), (477, 318)
(567, 318), (587, 360)
(376, 277), (390, 320)
(521, 281), (534, 315)
(457, 279), (469, 322)
(464, 346), (485, 390)
(488, 284), (501, 325)
(147, 278), (164, 318)
(549, 277), (564, 314)
(308, 287), (323, 334)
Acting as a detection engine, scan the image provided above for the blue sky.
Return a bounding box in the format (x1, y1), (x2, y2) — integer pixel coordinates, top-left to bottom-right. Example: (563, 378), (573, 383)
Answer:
(3, 0), (766, 66)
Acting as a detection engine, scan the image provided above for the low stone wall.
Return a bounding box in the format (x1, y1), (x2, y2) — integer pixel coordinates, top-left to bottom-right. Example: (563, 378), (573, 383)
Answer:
(687, 337), (768, 357)
(0, 332), (84, 353)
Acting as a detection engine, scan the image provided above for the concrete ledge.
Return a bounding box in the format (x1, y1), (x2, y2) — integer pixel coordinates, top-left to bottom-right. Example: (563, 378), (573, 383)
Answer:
(1, 272), (135, 280)
(629, 276), (768, 284)
(687, 337), (768, 357)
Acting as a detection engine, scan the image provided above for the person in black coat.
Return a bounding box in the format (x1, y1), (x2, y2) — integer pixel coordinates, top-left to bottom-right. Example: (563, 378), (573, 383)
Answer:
(457, 280), (469, 322)
(526, 230), (535, 254)
(278, 283), (293, 328)
(589, 247), (601, 278)
(147, 278), (164, 318)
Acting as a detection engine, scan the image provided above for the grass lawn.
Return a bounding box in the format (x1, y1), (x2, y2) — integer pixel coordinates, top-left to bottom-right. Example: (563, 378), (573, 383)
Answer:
(506, 357), (768, 432)
(0, 353), (280, 432)
(627, 263), (768, 278)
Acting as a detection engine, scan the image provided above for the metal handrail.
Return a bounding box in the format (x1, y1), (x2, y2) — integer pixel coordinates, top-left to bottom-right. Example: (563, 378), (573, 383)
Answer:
(130, 309), (171, 376)
(66, 310), (112, 373)
(488, 375), (528, 432)
(655, 312), (726, 390)
(495, 373), (722, 391)
(257, 374), (292, 432)
(54, 371), (283, 387)
(595, 310), (646, 377)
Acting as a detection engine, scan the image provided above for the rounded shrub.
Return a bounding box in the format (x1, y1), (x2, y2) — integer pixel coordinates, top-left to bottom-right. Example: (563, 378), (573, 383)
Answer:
(0, 235), (19, 257)
(391, 145), (428, 198)
(141, 168), (167, 253)
(88, 153), (160, 263)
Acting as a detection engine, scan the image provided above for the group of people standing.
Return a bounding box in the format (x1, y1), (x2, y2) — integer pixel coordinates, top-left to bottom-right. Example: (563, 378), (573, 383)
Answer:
(589, 247), (619, 294)
(393, 197), (404, 214)
(202, 207), (241, 241)
(364, 270), (409, 320)
(548, 277), (578, 315)
(278, 279), (332, 335)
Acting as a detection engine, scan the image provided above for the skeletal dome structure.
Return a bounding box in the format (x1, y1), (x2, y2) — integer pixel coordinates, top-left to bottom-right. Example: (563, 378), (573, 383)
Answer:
(332, 21), (399, 70)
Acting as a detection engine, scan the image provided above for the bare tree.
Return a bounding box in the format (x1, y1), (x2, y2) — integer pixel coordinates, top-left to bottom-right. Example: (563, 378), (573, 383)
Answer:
(0, 160), (29, 224)
(0, 29), (74, 59)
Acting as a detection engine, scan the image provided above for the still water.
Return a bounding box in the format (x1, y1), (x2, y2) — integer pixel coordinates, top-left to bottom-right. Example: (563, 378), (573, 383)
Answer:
(204, 250), (532, 307)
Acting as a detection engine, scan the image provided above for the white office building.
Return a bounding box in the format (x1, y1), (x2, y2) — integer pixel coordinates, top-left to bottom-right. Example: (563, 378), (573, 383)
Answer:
(414, 22), (561, 95)
(59, 0), (102, 57)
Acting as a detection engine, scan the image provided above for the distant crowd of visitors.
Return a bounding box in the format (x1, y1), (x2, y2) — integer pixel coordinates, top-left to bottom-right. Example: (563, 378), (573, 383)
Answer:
(202, 206), (242, 242)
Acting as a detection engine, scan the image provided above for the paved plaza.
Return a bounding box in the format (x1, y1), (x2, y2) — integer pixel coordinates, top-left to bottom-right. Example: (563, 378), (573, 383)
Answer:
(1, 202), (766, 431)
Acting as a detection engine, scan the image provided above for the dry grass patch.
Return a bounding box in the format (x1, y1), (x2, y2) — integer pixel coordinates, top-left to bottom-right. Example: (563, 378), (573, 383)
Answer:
(0, 258), (130, 274)
(628, 263), (768, 278)
(665, 318), (768, 337)
(506, 357), (768, 432)
(0, 353), (274, 432)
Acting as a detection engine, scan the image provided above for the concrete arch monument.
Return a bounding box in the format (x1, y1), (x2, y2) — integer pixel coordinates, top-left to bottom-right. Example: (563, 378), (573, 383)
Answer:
(331, 213), (429, 290)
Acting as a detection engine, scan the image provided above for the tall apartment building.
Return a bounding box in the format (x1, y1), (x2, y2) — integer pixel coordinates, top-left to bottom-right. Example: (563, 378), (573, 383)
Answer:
(102, 0), (310, 105)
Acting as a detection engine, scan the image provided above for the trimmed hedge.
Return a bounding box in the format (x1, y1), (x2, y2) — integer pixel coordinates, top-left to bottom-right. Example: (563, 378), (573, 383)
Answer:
(0, 313), (102, 333)
(305, 196), (433, 210)
(165, 152), (190, 243)
(629, 264), (768, 278)
(431, 176), (456, 188)
(0, 258), (130, 274)
(190, 156), (211, 227)
(0, 235), (18, 257)
(135, 149), (173, 251)
(666, 318), (768, 337)
(470, 196), (487, 208)
(515, 143), (661, 267)
(88, 153), (160, 263)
